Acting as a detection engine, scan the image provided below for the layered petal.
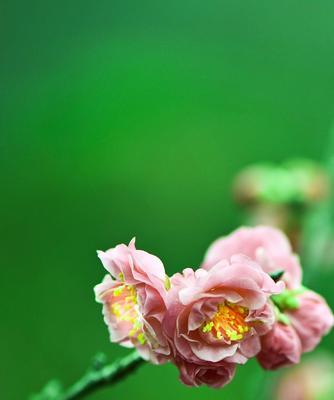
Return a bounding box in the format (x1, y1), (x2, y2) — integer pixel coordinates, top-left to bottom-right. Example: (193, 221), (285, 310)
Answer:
(202, 226), (302, 289)
(287, 290), (334, 353)
(175, 358), (236, 388)
(257, 322), (302, 370)
(257, 289), (333, 370)
(97, 238), (166, 295)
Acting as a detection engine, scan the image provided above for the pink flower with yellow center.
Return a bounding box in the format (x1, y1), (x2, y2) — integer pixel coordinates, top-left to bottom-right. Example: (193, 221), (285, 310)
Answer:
(94, 239), (170, 364)
(91, 226), (334, 391)
(163, 255), (284, 368)
(201, 225), (334, 369)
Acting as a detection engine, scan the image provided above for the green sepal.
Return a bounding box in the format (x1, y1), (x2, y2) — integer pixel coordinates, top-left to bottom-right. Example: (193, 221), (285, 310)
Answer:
(269, 270), (284, 282)
(273, 305), (291, 325)
(271, 286), (307, 311)
(164, 275), (171, 290)
(277, 312), (291, 325)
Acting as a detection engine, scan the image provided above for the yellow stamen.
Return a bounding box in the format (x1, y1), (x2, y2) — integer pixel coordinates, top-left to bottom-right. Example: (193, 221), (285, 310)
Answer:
(202, 302), (249, 342)
(107, 284), (147, 346)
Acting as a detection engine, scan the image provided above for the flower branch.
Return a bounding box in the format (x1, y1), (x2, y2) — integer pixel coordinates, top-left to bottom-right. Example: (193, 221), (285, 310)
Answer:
(32, 226), (334, 398)
(31, 351), (144, 400)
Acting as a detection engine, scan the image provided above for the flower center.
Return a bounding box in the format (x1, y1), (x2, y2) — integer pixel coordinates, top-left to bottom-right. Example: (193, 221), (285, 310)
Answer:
(109, 284), (146, 345)
(202, 302), (250, 341)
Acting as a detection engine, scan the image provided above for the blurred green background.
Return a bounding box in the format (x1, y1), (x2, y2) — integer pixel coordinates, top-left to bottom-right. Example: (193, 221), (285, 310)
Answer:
(2, 1), (334, 399)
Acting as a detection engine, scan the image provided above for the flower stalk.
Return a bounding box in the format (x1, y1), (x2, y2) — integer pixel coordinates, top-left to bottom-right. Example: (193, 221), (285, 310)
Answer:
(31, 351), (144, 400)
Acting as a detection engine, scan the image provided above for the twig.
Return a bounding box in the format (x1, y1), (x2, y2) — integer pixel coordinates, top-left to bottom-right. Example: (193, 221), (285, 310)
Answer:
(31, 351), (145, 400)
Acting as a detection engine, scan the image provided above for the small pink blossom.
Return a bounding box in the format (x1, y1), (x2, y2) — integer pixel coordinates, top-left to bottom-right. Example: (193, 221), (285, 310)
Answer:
(257, 288), (333, 370)
(257, 322), (302, 370)
(163, 255), (284, 367)
(202, 226), (302, 289)
(175, 358), (236, 388)
(94, 239), (170, 364)
(286, 289), (334, 353)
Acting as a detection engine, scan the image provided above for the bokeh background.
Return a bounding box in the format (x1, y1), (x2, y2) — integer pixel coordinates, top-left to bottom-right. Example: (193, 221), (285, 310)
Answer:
(2, 1), (334, 399)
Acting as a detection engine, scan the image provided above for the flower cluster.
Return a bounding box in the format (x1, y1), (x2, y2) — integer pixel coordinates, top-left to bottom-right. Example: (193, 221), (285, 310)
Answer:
(94, 227), (334, 388)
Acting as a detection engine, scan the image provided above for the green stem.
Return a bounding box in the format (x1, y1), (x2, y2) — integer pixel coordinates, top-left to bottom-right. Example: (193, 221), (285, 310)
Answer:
(64, 351), (144, 400)
(31, 351), (145, 400)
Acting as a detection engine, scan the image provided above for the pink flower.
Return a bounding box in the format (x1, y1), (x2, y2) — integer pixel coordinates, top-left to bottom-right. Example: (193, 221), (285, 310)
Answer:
(163, 255), (284, 367)
(94, 239), (170, 364)
(257, 322), (302, 370)
(202, 225), (333, 369)
(286, 290), (334, 353)
(257, 289), (333, 370)
(202, 226), (302, 289)
(175, 358), (236, 388)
